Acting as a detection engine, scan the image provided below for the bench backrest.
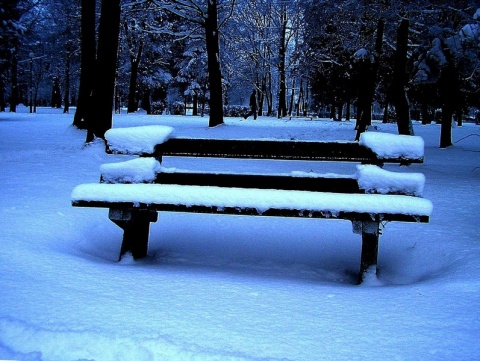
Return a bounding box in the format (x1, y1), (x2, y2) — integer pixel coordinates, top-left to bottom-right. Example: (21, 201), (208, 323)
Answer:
(105, 125), (425, 166)
(109, 137), (424, 165)
(156, 138), (384, 164)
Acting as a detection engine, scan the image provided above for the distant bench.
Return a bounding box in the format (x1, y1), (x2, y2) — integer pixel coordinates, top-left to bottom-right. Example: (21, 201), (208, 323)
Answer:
(72, 125), (432, 283)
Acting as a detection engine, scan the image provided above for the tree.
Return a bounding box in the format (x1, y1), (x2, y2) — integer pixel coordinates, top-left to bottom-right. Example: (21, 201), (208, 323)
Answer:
(438, 49), (459, 148)
(391, 18), (414, 135)
(355, 19), (385, 141)
(123, 18), (145, 113)
(40, 0), (81, 114)
(410, 2), (479, 147)
(150, 0), (236, 127)
(86, 0), (121, 141)
(120, 3), (160, 114)
(73, 0), (96, 129)
(223, 0), (275, 115)
(0, 0), (28, 112)
(223, 0), (306, 117)
(276, 2), (287, 118)
(63, 39), (72, 113)
(174, 40), (209, 115)
(73, 0), (121, 141)
(204, 0), (224, 125)
(301, 0), (389, 124)
(0, 0), (22, 111)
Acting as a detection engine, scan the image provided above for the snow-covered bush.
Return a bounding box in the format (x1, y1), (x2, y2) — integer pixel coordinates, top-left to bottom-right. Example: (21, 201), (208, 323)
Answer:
(169, 101), (185, 115)
(224, 105), (249, 117)
(151, 101), (166, 115)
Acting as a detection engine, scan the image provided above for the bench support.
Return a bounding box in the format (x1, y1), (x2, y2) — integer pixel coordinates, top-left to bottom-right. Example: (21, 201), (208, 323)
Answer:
(353, 221), (381, 283)
(109, 209), (158, 261)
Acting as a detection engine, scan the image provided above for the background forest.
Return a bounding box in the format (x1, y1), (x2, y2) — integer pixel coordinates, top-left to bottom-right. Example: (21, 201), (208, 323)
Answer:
(0, 1), (479, 138)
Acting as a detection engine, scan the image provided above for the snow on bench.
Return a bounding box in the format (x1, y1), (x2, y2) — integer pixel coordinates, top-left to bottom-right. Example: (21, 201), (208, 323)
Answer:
(359, 132), (424, 161)
(106, 125), (174, 155)
(100, 157), (162, 184)
(356, 165), (425, 196)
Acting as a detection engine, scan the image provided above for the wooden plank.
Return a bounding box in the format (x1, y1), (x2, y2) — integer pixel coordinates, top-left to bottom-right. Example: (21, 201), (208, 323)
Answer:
(152, 138), (423, 164)
(154, 172), (361, 193)
(155, 138), (377, 162)
(72, 200), (430, 223)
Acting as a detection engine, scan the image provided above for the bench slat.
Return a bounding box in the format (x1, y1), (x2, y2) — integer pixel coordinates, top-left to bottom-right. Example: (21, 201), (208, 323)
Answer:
(152, 172), (360, 193)
(153, 138), (423, 164)
(72, 183), (432, 222)
(100, 160), (424, 196)
(73, 200), (429, 223)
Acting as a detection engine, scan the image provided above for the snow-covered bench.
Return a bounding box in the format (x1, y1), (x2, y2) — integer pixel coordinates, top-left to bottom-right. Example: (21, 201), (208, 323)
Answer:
(71, 126), (432, 283)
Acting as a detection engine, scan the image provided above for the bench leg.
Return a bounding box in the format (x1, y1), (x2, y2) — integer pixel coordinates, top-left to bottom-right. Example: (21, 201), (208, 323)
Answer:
(352, 221), (381, 284)
(108, 209), (158, 261)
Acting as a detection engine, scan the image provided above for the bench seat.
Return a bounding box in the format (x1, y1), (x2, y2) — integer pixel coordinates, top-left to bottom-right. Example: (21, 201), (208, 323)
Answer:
(72, 183), (432, 222)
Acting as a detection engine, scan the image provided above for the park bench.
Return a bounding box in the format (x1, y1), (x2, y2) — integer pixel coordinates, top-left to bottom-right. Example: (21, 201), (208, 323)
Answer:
(71, 125), (432, 283)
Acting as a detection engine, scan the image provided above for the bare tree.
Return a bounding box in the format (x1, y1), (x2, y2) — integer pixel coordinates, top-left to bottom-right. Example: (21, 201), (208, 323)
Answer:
(84, 0), (121, 142)
(355, 19), (385, 141)
(150, 0), (236, 127)
(73, 0), (121, 141)
(73, 0), (96, 129)
(391, 18), (414, 135)
(277, 2), (287, 118)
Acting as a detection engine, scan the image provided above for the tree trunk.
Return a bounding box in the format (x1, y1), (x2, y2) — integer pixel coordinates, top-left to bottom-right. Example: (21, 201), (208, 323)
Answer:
(51, 77), (62, 108)
(267, 69), (273, 116)
(440, 106), (453, 148)
(355, 102), (361, 128)
(127, 59), (140, 113)
(0, 75), (5, 111)
(73, 0), (96, 129)
(330, 104), (336, 120)
(63, 42), (71, 113)
(288, 77), (295, 116)
(193, 91), (198, 116)
(125, 20), (144, 114)
(259, 75), (266, 116)
(392, 19), (413, 135)
(382, 100), (389, 123)
(421, 103), (431, 125)
(355, 19), (384, 141)
(438, 48), (459, 148)
(33, 74), (39, 112)
(456, 109), (463, 127)
(277, 4), (288, 118)
(86, 0), (121, 142)
(204, 0), (223, 127)
(296, 79), (304, 117)
(304, 80), (310, 117)
(143, 88), (151, 114)
(29, 56), (34, 113)
(338, 103), (343, 121)
(10, 51), (18, 112)
(345, 97), (351, 121)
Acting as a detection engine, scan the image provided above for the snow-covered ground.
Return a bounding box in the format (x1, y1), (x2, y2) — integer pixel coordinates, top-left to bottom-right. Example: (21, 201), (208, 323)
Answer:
(1, 106), (479, 360)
